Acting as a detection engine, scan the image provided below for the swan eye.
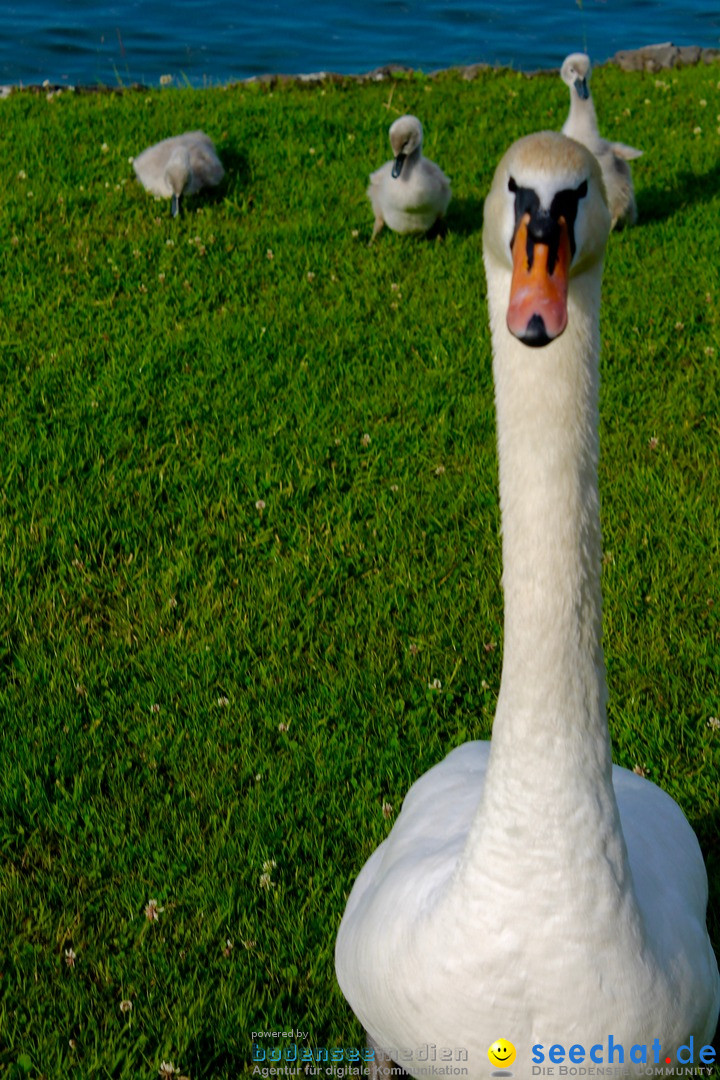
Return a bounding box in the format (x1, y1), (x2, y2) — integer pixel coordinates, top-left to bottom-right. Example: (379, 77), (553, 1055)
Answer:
(549, 179), (588, 256)
(508, 179), (540, 231)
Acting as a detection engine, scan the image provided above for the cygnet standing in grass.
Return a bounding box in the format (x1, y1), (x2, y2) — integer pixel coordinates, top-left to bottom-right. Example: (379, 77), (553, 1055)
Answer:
(367, 114), (451, 240)
(133, 130), (225, 216)
(561, 53), (642, 228)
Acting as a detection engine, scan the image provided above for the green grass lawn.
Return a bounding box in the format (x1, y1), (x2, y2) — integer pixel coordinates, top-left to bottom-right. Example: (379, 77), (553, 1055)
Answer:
(0, 61), (718, 1079)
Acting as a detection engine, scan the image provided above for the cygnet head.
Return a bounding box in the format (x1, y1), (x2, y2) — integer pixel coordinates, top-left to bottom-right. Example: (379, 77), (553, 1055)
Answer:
(389, 114), (423, 179)
(560, 52), (591, 100)
(164, 146), (191, 217)
(483, 131), (610, 347)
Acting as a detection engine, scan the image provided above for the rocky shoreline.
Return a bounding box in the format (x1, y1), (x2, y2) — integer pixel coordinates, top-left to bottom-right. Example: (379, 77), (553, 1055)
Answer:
(247, 41), (720, 86)
(2, 41), (719, 98)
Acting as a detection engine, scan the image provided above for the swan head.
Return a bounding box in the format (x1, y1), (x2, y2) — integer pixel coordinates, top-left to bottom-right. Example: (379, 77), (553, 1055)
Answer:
(482, 131), (610, 348)
(560, 52), (591, 100)
(164, 147), (191, 216)
(389, 114), (423, 179)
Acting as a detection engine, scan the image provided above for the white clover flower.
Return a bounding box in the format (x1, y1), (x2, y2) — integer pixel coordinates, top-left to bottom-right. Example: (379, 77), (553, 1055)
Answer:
(145, 898), (164, 922)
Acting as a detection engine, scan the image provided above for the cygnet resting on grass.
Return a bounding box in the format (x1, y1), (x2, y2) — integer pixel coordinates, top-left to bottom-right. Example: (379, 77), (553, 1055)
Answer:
(133, 130), (225, 216)
(367, 114), (451, 240)
(560, 53), (642, 228)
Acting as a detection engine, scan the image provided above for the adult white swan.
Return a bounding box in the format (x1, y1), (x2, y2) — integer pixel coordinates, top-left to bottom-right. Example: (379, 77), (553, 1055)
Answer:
(335, 132), (719, 1080)
(560, 53), (642, 228)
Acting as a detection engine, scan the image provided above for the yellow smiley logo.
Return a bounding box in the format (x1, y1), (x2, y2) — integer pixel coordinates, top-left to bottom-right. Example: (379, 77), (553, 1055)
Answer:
(488, 1039), (516, 1069)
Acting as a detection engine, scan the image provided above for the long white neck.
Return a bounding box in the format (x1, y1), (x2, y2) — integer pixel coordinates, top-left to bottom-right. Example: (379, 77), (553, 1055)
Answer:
(456, 254), (636, 902)
(491, 263), (606, 761)
(564, 89), (600, 143)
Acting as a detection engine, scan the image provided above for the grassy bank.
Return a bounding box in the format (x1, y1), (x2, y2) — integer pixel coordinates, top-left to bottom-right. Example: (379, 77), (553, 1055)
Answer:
(0, 61), (719, 1079)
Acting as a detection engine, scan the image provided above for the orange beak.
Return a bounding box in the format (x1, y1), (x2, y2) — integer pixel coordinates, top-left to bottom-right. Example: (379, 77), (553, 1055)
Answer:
(507, 213), (571, 346)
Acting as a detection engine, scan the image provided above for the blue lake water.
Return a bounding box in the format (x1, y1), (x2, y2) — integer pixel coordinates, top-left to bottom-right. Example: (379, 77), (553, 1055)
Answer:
(1, 1), (719, 88)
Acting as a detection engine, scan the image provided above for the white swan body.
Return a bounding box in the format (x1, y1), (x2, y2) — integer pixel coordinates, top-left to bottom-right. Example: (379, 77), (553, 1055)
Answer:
(561, 53), (642, 228)
(336, 132), (719, 1080)
(133, 130), (224, 216)
(367, 114), (451, 239)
